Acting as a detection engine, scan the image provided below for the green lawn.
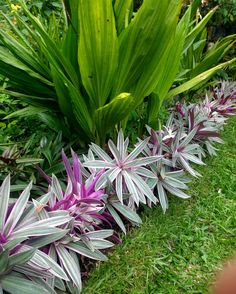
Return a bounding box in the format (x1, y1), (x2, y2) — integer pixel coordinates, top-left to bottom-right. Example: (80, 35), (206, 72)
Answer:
(83, 116), (236, 294)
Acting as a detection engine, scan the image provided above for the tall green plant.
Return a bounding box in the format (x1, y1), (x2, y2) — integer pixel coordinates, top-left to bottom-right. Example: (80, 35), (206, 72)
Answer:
(178, 3), (236, 84)
(148, 2), (236, 127)
(0, 0), (235, 144)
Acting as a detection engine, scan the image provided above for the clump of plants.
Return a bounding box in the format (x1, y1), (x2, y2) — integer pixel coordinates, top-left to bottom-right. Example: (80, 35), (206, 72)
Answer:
(1, 81), (235, 293)
(0, 1), (236, 293)
(0, 0), (235, 144)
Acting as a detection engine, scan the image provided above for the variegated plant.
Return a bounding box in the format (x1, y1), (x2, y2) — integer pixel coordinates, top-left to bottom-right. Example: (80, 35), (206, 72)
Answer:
(0, 175), (71, 294)
(28, 149), (115, 293)
(83, 130), (161, 207)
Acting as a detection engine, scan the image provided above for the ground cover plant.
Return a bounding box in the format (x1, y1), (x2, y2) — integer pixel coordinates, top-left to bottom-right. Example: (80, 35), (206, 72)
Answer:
(83, 115), (236, 294)
(0, 81), (236, 293)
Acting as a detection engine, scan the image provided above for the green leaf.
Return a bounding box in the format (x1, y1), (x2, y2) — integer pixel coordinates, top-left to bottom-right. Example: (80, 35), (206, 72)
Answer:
(9, 248), (35, 267)
(0, 274), (50, 294)
(85, 230), (114, 239)
(191, 36), (236, 77)
(56, 245), (82, 291)
(28, 246), (69, 281)
(18, 2), (78, 86)
(38, 112), (72, 139)
(114, 0), (133, 34)
(95, 92), (134, 142)
(113, 0), (181, 103)
(90, 239), (114, 250)
(15, 158), (43, 165)
(28, 277), (57, 294)
(16, 2), (94, 137)
(148, 4), (190, 125)
(4, 238), (26, 251)
(65, 241), (108, 261)
(67, 83), (93, 138)
(11, 226), (66, 240)
(27, 230), (68, 249)
(184, 7), (218, 53)
(0, 13), (51, 78)
(62, 0), (79, 71)
(134, 0), (182, 104)
(0, 250), (9, 274)
(0, 90), (56, 109)
(4, 106), (48, 120)
(112, 202), (142, 225)
(157, 182), (168, 212)
(166, 58), (236, 99)
(107, 204), (126, 234)
(0, 41), (52, 87)
(78, 0), (118, 108)
(0, 175), (10, 231)
(51, 174), (63, 200)
(4, 181), (32, 236)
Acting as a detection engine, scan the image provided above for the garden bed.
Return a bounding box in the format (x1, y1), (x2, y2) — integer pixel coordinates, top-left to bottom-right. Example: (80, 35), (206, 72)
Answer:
(83, 116), (236, 294)
(0, 1), (236, 294)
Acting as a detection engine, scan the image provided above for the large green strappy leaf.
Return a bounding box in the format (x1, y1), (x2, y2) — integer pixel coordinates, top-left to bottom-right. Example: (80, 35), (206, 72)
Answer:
(78, 0), (118, 108)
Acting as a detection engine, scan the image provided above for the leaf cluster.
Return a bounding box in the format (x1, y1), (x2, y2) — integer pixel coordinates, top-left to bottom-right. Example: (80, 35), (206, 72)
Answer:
(0, 0), (235, 144)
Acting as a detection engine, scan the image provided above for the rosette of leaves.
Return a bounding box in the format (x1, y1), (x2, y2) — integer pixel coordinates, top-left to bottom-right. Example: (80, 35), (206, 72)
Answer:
(58, 149), (142, 235)
(83, 130), (161, 207)
(82, 150), (142, 234)
(146, 123), (204, 177)
(29, 151), (115, 293)
(140, 131), (191, 212)
(28, 198), (114, 293)
(0, 175), (72, 294)
(211, 81), (236, 116)
(147, 164), (191, 213)
(187, 104), (224, 156)
(169, 128), (205, 177)
(173, 91), (232, 158)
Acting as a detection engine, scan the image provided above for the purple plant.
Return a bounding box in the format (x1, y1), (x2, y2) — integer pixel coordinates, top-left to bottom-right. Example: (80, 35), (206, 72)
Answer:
(0, 175), (71, 294)
(28, 150), (115, 293)
(83, 130), (161, 207)
(211, 81), (236, 116)
(13, 81), (234, 293)
(141, 81), (236, 211)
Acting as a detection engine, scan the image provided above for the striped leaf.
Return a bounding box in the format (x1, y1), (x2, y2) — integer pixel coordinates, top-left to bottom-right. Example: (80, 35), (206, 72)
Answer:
(4, 182), (32, 236)
(95, 93), (134, 143)
(166, 58), (236, 99)
(56, 245), (82, 291)
(0, 175), (10, 231)
(1, 275), (50, 294)
(65, 242), (108, 261)
(114, 0), (133, 34)
(78, 0), (118, 108)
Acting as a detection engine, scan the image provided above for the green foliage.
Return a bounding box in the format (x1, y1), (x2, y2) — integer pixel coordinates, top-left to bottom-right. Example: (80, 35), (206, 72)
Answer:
(0, 0), (62, 18)
(178, 4), (236, 90)
(0, 0), (235, 145)
(26, 0), (62, 17)
(0, 131), (75, 190)
(0, 94), (49, 142)
(0, 94), (64, 185)
(206, 0), (236, 26)
(149, 2), (236, 127)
